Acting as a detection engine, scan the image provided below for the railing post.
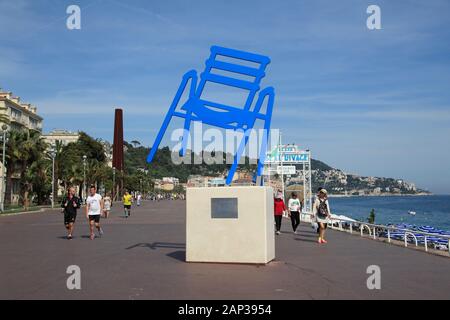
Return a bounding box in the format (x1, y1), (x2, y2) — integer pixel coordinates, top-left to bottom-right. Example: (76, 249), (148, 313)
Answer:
(373, 227), (376, 240)
(360, 224), (371, 237)
(350, 224), (353, 234)
(448, 239), (450, 255)
(388, 229), (391, 243)
(404, 232), (418, 248)
(424, 236), (428, 252)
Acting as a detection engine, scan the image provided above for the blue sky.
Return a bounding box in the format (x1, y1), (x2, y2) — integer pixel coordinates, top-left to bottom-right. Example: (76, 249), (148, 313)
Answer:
(1, 0), (450, 193)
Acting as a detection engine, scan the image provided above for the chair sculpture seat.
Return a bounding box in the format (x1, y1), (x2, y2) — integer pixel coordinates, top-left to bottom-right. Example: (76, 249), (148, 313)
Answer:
(181, 100), (255, 128)
(147, 46), (275, 185)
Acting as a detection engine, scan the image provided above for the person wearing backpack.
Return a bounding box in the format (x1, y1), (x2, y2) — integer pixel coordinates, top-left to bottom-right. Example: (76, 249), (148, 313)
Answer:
(312, 188), (331, 244)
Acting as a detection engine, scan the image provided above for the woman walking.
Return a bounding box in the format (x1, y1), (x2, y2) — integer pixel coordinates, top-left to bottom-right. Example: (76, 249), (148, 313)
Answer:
(103, 193), (112, 218)
(288, 192), (302, 234)
(274, 190), (287, 235)
(313, 189), (331, 244)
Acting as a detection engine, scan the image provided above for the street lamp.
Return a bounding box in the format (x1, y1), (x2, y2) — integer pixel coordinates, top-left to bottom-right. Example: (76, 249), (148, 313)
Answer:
(49, 146), (56, 209)
(0, 124), (8, 212)
(83, 155), (87, 202)
(112, 166), (116, 201)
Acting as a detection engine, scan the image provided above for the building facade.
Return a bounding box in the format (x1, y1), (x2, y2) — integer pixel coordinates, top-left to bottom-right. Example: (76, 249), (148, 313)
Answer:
(0, 90), (43, 132)
(42, 129), (79, 147)
(0, 89), (44, 207)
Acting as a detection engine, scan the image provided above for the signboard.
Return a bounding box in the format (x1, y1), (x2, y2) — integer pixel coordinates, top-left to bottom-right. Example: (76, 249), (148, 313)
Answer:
(211, 198), (238, 219)
(277, 166), (296, 175)
(265, 145), (310, 164)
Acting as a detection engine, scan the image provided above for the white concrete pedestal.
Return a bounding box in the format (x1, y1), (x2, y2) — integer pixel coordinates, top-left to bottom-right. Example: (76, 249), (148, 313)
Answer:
(186, 186), (275, 264)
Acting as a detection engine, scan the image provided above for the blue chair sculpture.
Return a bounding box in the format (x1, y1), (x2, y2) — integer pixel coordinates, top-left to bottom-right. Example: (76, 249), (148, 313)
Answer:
(147, 46), (275, 185)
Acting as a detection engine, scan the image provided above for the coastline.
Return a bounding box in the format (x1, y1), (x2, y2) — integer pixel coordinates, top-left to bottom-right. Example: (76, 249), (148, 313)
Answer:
(328, 193), (434, 198)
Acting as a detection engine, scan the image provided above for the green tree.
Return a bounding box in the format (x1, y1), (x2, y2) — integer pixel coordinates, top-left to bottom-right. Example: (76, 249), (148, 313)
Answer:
(27, 156), (51, 206)
(58, 132), (108, 197)
(4, 130), (49, 207)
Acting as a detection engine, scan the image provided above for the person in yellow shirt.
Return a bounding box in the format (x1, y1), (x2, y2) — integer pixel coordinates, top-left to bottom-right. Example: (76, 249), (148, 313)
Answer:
(123, 190), (133, 218)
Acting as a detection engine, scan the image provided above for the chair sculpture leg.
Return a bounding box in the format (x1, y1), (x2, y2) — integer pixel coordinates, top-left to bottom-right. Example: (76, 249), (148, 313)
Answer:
(255, 88), (275, 185)
(147, 70), (198, 163)
(179, 72), (199, 157)
(180, 112), (193, 157)
(225, 87), (275, 186)
(225, 128), (252, 185)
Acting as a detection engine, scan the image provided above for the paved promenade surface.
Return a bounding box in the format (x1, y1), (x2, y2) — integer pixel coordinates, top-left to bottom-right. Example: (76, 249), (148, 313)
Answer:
(1, 200), (449, 300)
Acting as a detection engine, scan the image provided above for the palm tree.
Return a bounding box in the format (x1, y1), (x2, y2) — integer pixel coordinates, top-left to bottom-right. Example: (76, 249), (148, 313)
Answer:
(61, 163), (84, 197)
(4, 130), (48, 207)
(19, 131), (48, 208)
(27, 157), (51, 205)
(4, 130), (27, 206)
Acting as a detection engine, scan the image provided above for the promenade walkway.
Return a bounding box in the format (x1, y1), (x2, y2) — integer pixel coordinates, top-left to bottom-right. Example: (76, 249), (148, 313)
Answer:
(1, 200), (449, 299)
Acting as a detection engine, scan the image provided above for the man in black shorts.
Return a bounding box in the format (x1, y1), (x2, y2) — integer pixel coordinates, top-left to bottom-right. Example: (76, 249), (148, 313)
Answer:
(86, 185), (104, 240)
(61, 187), (82, 240)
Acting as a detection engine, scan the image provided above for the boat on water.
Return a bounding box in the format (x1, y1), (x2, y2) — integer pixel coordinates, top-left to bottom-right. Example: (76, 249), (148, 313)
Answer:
(408, 210), (416, 216)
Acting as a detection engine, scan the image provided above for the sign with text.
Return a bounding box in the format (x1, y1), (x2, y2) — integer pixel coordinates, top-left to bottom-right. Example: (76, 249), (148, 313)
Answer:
(265, 145), (310, 164)
(277, 166), (296, 175)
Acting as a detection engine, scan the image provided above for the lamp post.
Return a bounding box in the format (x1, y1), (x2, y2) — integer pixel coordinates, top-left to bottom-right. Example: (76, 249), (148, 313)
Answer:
(49, 146), (56, 209)
(83, 155), (87, 202)
(0, 124), (8, 212)
(279, 131), (285, 203)
(112, 167), (116, 201)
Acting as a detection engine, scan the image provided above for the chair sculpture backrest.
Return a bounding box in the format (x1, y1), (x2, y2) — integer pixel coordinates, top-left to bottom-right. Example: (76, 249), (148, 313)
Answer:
(184, 46), (271, 129)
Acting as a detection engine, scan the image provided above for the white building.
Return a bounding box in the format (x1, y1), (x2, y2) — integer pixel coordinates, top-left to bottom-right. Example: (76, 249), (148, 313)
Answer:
(0, 90), (43, 132)
(162, 177), (180, 185)
(42, 129), (79, 147)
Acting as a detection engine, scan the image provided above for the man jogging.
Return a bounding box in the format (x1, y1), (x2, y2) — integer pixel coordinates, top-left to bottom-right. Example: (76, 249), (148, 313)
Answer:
(123, 190), (133, 218)
(61, 187), (82, 240)
(86, 185), (104, 240)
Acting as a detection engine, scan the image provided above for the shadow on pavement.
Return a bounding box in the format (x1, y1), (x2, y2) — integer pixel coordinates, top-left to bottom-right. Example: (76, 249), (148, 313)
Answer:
(167, 250), (186, 262)
(294, 238), (318, 243)
(126, 242), (186, 250)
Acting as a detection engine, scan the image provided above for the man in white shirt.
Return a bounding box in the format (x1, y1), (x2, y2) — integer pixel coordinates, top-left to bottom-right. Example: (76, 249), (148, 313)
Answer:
(288, 192), (302, 234)
(86, 185), (104, 240)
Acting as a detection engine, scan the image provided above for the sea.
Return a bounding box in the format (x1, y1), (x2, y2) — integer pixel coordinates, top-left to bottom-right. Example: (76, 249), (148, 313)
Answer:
(330, 195), (450, 232)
